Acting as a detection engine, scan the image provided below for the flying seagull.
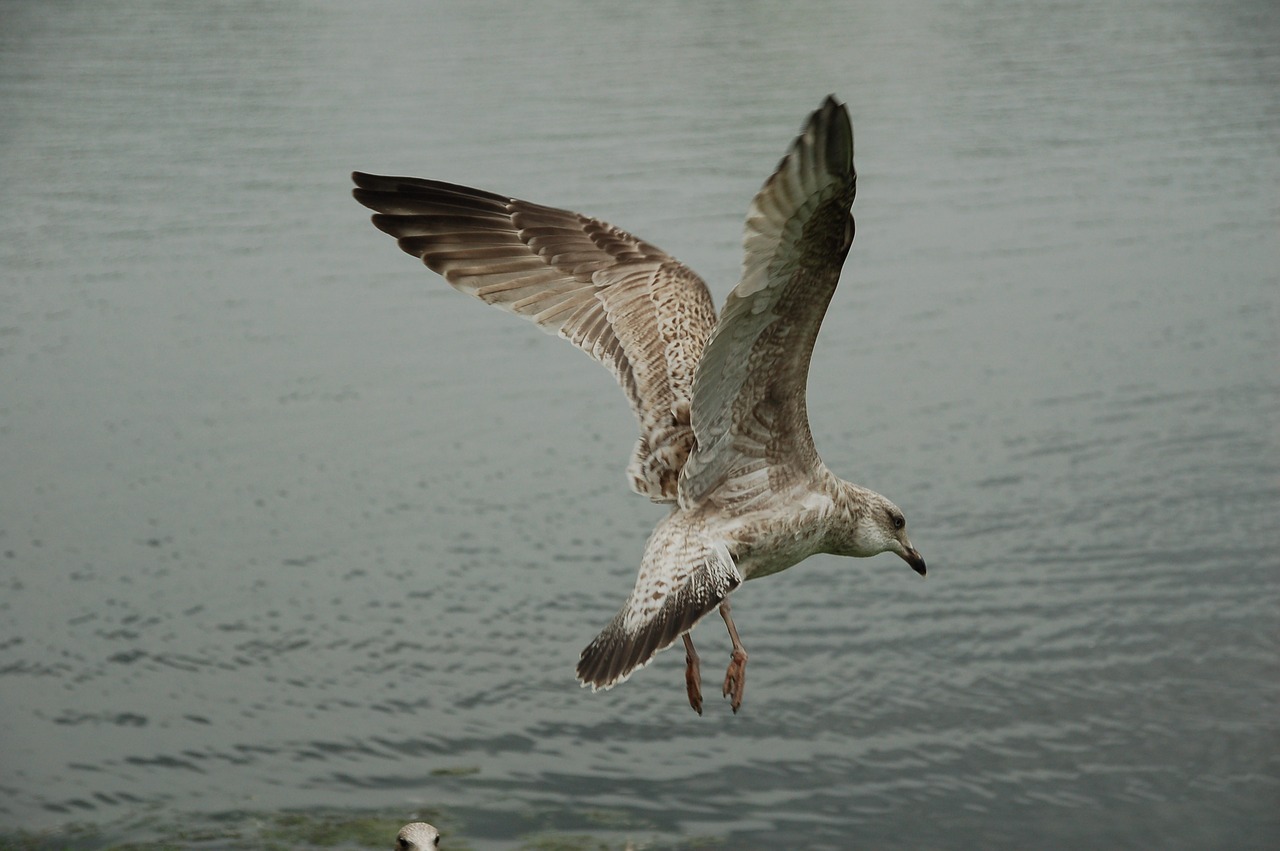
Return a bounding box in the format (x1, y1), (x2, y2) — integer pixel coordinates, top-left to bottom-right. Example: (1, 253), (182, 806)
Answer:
(352, 95), (925, 714)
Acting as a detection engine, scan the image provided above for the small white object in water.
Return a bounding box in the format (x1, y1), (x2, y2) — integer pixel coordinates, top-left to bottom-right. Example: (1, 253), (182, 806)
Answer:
(395, 822), (440, 851)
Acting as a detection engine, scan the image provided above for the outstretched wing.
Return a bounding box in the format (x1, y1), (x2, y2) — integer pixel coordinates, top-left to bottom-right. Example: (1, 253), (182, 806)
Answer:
(678, 96), (857, 512)
(352, 175), (718, 502)
(577, 530), (741, 691)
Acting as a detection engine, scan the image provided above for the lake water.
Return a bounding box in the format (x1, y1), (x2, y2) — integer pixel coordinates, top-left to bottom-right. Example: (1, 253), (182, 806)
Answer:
(1, 1), (1277, 848)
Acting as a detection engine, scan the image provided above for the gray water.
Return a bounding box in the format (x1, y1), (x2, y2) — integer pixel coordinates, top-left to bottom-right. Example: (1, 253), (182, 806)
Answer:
(2, 1), (1277, 848)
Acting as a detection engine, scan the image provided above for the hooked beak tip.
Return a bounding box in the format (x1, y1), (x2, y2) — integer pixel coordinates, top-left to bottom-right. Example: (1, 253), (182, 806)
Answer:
(901, 548), (926, 577)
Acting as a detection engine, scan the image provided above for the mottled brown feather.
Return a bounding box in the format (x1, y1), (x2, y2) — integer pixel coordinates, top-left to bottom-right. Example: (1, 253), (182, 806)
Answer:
(353, 174), (718, 502)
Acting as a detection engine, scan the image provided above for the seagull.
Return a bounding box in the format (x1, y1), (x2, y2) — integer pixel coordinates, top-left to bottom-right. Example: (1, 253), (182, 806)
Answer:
(352, 95), (925, 714)
(395, 822), (440, 851)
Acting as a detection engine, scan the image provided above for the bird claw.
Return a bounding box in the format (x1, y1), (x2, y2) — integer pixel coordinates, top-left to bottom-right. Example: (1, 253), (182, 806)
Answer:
(685, 648), (703, 715)
(722, 648), (748, 713)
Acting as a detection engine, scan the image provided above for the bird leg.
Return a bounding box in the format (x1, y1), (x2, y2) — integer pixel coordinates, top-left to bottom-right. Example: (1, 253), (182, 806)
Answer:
(682, 633), (703, 715)
(719, 599), (748, 713)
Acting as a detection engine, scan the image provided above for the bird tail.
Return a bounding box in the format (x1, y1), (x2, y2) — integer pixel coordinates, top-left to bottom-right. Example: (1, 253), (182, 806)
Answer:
(576, 542), (740, 690)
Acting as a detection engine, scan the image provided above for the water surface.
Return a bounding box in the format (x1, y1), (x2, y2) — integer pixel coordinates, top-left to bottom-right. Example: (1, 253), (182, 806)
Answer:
(1, 1), (1277, 848)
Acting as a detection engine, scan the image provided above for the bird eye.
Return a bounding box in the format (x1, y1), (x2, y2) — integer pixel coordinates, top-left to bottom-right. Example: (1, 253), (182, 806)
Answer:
(893, 514), (905, 530)
(397, 841), (409, 850)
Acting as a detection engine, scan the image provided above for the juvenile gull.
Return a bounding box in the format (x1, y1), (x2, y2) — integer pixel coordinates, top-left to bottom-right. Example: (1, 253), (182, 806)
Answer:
(395, 822), (440, 851)
(352, 95), (925, 714)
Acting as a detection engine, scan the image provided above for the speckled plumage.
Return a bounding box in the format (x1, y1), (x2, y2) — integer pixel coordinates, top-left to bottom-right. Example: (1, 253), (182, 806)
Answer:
(353, 96), (925, 714)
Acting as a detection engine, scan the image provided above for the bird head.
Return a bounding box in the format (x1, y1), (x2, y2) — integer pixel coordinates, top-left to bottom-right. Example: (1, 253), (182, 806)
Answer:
(395, 823), (440, 851)
(837, 488), (926, 576)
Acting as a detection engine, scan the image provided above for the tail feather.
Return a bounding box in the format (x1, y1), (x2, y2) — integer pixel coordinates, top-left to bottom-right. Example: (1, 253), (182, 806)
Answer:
(576, 542), (741, 690)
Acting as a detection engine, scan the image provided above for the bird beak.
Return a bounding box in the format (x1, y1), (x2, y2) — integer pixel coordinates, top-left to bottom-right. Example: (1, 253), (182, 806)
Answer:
(899, 546), (926, 576)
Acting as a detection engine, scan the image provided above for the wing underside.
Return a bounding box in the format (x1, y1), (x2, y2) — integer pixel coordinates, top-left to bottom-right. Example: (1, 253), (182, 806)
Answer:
(352, 175), (718, 501)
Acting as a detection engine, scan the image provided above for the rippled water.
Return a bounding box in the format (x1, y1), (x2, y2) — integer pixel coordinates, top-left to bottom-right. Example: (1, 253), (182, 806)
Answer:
(2, 1), (1277, 848)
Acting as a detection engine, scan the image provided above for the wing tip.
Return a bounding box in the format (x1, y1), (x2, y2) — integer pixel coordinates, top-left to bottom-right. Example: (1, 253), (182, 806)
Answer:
(808, 94), (853, 175)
